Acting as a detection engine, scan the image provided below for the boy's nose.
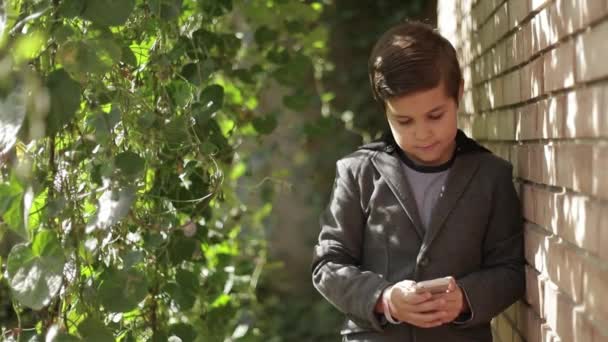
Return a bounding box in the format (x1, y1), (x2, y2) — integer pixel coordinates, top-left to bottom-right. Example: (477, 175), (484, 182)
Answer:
(414, 127), (432, 141)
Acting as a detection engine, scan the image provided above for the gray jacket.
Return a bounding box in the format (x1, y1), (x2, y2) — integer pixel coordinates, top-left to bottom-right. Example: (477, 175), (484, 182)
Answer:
(311, 132), (525, 342)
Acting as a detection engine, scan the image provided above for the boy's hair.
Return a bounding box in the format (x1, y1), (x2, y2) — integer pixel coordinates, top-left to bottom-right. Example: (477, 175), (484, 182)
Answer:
(368, 21), (462, 105)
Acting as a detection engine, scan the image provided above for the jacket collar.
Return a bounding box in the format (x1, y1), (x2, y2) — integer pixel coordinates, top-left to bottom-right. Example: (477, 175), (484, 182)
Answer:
(366, 129), (489, 245)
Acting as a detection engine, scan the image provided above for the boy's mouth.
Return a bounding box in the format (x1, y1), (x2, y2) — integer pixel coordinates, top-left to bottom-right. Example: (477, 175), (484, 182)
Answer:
(416, 142), (439, 150)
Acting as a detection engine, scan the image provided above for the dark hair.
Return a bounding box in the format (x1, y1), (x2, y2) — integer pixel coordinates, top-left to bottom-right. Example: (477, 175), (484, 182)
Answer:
(368, 21), (462, 105)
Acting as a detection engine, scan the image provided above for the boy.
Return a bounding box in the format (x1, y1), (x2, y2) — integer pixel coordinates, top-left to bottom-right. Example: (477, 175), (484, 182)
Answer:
(311, 21), (525, 342)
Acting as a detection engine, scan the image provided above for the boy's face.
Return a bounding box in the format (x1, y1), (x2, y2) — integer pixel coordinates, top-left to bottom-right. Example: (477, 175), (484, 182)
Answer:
(385, 80), (462, 166)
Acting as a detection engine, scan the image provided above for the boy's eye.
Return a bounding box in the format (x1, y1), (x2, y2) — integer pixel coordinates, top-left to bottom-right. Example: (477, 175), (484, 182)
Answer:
(429, 113), (444, 120)
(397, 120), (412, 126)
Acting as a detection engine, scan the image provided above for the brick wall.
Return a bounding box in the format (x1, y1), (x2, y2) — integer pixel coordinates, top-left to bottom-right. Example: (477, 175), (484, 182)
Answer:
(437, 0), (608, 341)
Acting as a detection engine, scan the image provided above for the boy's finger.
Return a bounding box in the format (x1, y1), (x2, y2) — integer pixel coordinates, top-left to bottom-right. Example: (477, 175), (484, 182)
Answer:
(395, 287), (432, 305)
(446, 276), (457, 292)
(407, 298), (446, 313)
(406, 310), (448, 323)
(415, 319), (444, 329)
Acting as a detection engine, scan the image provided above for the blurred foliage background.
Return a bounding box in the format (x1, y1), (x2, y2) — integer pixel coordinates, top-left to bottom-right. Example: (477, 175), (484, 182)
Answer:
(0, 0), (432, 341)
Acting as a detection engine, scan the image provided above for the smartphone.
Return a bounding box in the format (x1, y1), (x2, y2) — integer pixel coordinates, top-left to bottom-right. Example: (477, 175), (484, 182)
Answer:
(414, 276), (452, 294)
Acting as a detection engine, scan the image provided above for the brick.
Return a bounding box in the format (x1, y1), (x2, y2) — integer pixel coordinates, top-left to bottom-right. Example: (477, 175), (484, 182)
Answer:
(594, 325), (608, 342)
(481, 18), (497, 52)
(472, 113), (488, 139)
(531, 0), (551, 12)
(553, 193), (600, 254)
(486, 111), (499, 140)
(520, 21), (534, 62)
(555, 242), (585, 303)
(541, 325), (560, 342)
(555, 143), (593, 194)
(472, 1), (485, 30)
(556, 0), (608, 36)
(513, 144), (524, 178)
(491, 77), (504, 108)
(526, 265), (545, 316)
(494, 41), (508, 75)
(520, 62), (533, 101)
(565, 86), (606, 138)
(498, 109), (516, 140)
(516, 103), (539, 140)
(534, 186), (550, 226)
(460, 0), (475, 18)
(544, 41), (575, 92)
(521, 184), (537, 223)
(504, 70), (522, 105)
(509, 0), (532, 28)
(592, 145), (608, 199)
(573, 306), (595, 342)
(532, 8), (555, 53)
(544, 236), (562, 286)
(506, 33), (517, 69)
(597, 201), (608, 262)
(494, 2), (510, 39)
(462, 89), (476, 114)
(547, 144), (559, 184)
(576, 20), (608, 82)
(471, 31), (484, 59)
(522, 58), (544, 101)
(543, 281), (574, 342)
(527, 144), (541, 182)
(537, 96), (565, 139)
(583, 256), (608, 323)
(525, 224), (548, 273)
(522, 304), (543, 342)
(530, 57), (544, 99)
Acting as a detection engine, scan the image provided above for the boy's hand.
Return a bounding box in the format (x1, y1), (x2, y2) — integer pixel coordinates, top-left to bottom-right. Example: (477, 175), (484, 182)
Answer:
(384, 280), (449, 328)
(429, 277), (468, 323)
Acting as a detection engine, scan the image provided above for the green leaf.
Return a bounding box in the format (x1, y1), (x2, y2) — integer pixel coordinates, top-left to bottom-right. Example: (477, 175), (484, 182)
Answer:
(0, 175), (26, 239)
(77, 317), (114, 342)
(254, 26), (278, 47)
(86, 110), (120, 145)
(6, 230), (65, 310)
(180, 63), (205, 85)
(0, 84), (26, 153)
(164, 282), (195, 310)
(49, 333), (81, 342)
(199, 0), (232, 18)
(27, 189), (47, 233)
(58, 0), (85, 18)
(58, 39), (120, 76)
(197, 84), (224, 116)
(120, 45), (137, 67)
(46, 325), (82, 341)
(168, 234), (196, 264)
(282, 91), (315, 111)
(98, 267), (148, 312)
(46, 69), (81, 136)
(168, 323), (196, 342)
(252, 114), (278, 135)
(114, 151), (145, 177)
(86, 187), (135, 232)
(164, 116), (191, 148)
(0, 178), (22, 216)
(81, 0), (136, 26)
(149, 0), (183, 20)
(175, 269), (198, 296)
(122, 250), (144, 269)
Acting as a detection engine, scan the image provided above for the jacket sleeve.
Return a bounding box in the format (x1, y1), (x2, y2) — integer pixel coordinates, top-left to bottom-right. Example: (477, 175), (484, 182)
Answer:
(311, 159), (392, 332)
(454, 163), (526, 327)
